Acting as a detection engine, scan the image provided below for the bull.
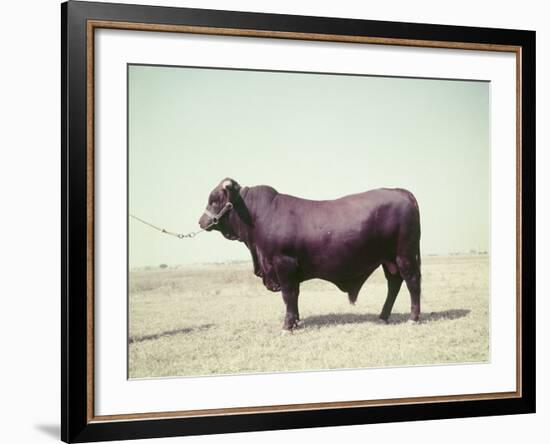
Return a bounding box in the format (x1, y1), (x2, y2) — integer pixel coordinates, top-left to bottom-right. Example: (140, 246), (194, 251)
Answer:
(198, 178), (421, 332)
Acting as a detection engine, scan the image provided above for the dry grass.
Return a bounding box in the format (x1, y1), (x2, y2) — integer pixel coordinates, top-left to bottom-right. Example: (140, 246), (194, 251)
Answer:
(128, 255), (489, 378)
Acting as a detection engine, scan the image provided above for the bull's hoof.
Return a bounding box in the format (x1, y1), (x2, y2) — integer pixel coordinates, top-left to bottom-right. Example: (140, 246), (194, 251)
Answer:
(407, 318), (420, 325)
(281, 319), (301, 334)
(281, 329), (293, 336)
(377, 318), (389, 325)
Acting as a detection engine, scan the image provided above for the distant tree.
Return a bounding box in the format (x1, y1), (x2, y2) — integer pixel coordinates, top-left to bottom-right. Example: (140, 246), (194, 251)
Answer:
(159, 263), (168, 269)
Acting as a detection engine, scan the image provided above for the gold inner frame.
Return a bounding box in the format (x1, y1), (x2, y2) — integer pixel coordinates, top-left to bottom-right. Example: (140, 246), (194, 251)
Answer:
(86, 19), (523, 423)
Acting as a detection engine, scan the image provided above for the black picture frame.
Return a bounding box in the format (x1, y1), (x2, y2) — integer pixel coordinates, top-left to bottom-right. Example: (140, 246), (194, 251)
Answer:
(61, 1), (536, 442)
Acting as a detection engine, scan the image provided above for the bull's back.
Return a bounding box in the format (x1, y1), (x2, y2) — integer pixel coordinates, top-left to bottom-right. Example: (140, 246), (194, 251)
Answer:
(288, 188), (417, 241)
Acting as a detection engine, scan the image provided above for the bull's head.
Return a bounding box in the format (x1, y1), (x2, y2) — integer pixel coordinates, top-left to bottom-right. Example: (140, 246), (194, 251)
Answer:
(198, 178), (241, 240)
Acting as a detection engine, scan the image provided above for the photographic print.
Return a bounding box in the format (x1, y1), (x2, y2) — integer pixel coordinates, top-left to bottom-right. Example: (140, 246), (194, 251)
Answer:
(128, 65), (490, 379)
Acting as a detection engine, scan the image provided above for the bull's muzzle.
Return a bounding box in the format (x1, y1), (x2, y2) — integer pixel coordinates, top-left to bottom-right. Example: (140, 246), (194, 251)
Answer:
(198, 213), (213, 230)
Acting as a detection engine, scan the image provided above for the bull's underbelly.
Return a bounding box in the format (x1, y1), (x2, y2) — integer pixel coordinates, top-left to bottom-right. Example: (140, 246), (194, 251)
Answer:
(299, 256), (382, 283)
(300, 234), (392, 271)
(287, 237), (387, 285)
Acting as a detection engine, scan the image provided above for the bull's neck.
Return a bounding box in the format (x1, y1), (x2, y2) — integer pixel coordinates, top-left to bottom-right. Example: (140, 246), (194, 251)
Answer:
(228, 187), (255, 243)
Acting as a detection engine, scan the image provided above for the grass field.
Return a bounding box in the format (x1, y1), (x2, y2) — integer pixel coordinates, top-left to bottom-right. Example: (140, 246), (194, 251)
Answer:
(128, 255), (489, 379)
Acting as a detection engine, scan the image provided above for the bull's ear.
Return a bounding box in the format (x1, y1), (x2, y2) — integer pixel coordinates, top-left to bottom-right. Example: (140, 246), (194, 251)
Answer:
(222, 178), (241, 193)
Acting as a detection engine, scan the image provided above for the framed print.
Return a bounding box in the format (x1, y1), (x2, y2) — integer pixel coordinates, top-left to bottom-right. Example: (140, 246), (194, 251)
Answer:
(61, 1), (536, 442)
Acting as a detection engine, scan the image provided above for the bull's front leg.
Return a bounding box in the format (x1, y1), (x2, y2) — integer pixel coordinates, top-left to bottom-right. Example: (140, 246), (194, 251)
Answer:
(273, 255), (301, 332)
(281, 284), (300, 332)
(249, 246), (262, 278)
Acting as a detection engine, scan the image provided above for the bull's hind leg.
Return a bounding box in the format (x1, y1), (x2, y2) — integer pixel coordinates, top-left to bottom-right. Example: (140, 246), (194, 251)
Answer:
(396, 255), (421, 322)
(379, 262), (404, 322)
(273, 256), (301, 332)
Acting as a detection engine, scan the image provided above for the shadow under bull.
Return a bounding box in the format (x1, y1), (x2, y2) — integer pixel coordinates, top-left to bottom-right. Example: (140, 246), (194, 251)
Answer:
(304, 309), (471, 328)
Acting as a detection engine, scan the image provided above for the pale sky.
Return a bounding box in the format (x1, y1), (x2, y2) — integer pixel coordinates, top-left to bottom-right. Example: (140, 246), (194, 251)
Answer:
(128, 64), (490, 268)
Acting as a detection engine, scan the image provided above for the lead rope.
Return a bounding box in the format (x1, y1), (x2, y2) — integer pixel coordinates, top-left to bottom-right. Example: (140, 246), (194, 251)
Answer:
(129, 202), (233, 240)
(129, 214), (205, 239)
